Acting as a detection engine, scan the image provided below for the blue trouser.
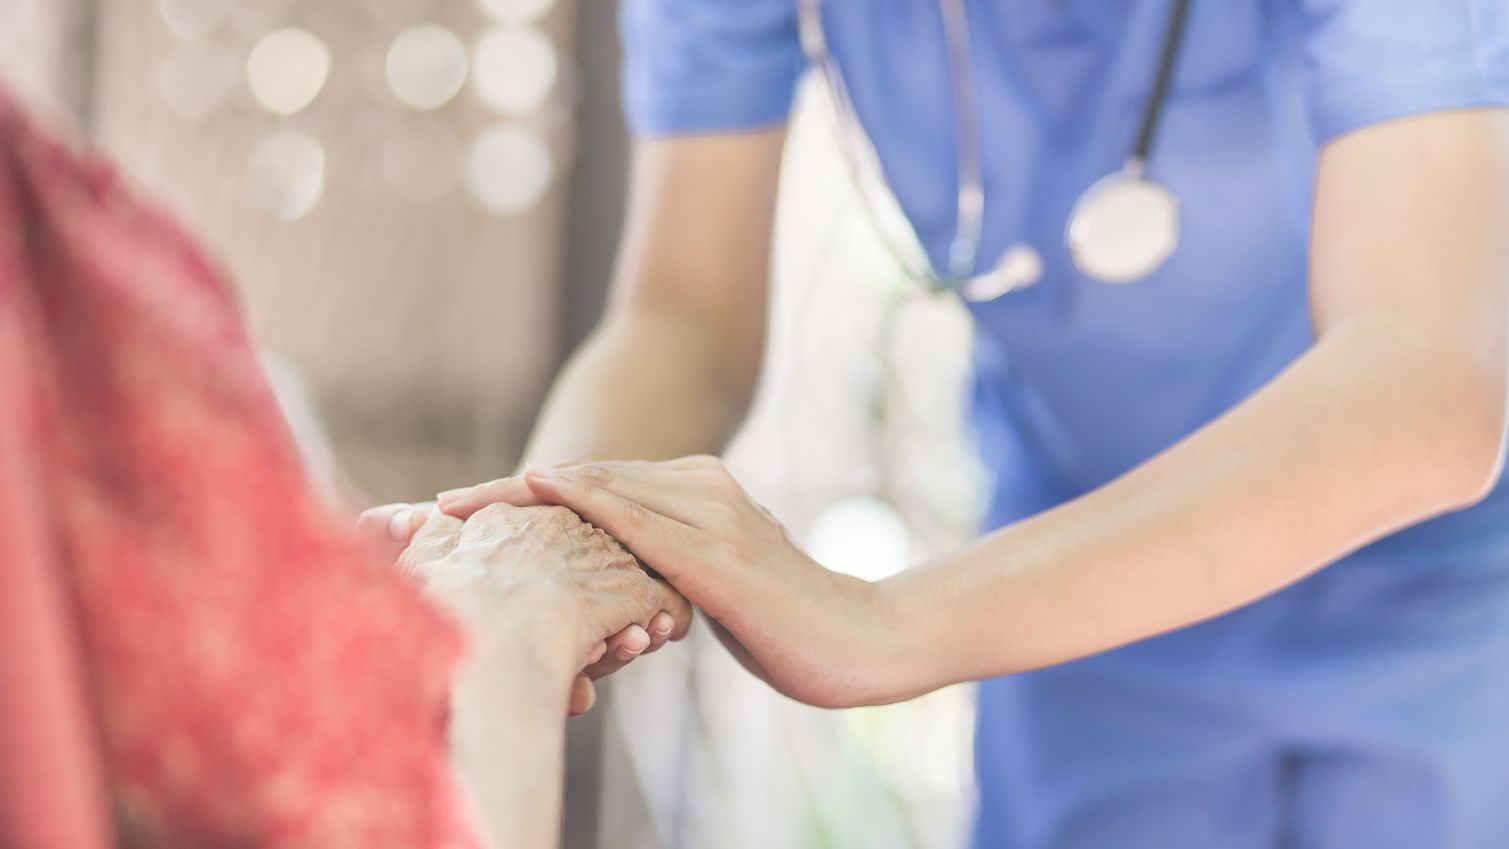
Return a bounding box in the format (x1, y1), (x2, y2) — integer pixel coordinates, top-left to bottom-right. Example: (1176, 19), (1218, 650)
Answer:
(970, 562), (1509, 849)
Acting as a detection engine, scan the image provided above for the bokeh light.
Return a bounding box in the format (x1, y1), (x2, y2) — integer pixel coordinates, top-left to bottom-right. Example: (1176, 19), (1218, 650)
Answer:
(246, 28), (330, 116)
(476, 0), (556, 25)
(806, 496), (912, 582)
(472, 28), (557, 116)
(158, 0), (232, 40)
(385, 24), (469, 111)
(157, 42), (238, 121)
(466, 125), (553, 213)
(855, 688), (975, 801)
(246, 132), (326, 220)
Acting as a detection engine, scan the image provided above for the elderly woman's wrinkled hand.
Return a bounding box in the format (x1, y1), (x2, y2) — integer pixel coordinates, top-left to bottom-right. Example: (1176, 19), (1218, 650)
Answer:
(396, 503), (691, 714)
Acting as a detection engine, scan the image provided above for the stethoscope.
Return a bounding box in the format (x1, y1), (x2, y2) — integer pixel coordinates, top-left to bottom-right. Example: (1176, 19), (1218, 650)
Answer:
(796, 0), (1191, 299)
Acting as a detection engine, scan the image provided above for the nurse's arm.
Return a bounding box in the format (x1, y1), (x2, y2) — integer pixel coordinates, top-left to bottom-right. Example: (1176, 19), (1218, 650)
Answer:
(460, 109), (1509, 711)
(888, 108), (1509, 689)
(515, 131), (785, 465)
(371, 131), (786, 690)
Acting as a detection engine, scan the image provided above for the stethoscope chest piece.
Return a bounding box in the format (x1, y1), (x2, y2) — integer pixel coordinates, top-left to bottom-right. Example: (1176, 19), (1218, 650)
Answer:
(1066, 165), (1180, 285)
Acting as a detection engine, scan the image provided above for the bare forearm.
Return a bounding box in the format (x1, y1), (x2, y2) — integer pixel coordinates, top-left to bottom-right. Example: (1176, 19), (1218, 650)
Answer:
(888, 321), (1506, 692)
(521, 308), (756, 465)
(446, 601), (578, 849)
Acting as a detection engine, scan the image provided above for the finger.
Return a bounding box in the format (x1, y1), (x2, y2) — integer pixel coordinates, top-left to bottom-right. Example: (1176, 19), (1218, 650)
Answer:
(541, 461), (719, 526)
(396, 509), (462, 576)
(356, 502), (411, 542)
(609, 624), (651, 659)
(650, 577), (694, 642)
(586, 639), (608, 666)
(436, 475), (545, 519)
(524, 469), (698, 581)
(645, 611), (676, 653)
(567, 674), (596, 716)
(356, 502), (435, 562)
(583, 624), (650, 679)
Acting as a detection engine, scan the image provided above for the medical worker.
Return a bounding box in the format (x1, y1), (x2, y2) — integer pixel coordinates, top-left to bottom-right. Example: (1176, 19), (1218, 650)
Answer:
(425, 2), (1509, 846)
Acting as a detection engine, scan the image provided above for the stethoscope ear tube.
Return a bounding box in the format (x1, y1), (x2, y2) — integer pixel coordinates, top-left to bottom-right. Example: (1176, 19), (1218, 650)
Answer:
(1132, 0), (1192, 165)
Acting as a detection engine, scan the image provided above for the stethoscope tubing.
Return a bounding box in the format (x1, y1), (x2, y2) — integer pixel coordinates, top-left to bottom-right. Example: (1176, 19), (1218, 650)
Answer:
(796, 0), (1191, 290)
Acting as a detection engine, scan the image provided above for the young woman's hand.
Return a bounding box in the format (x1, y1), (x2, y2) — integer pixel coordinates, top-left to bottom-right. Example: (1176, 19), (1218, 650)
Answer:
(439, 457), (911, 709)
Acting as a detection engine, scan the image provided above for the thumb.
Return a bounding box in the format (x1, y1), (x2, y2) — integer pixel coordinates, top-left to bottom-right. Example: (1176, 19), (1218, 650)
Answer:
(357, 501), (436, 563)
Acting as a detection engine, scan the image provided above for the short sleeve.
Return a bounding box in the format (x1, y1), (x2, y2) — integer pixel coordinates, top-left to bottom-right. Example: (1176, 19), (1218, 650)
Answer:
(1296, 0), (1509, 142)
(619, 0), (806, 137)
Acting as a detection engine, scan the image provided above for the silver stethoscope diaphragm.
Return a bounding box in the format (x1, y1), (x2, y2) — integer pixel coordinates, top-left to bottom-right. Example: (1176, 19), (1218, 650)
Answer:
(797, 0), (1191, 298)
(1066, 159), (1181, 285)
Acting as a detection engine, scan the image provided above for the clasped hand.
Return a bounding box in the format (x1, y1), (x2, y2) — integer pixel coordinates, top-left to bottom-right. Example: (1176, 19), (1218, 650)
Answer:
(368, 501), (691, 715)
(436, 457), (908, 709)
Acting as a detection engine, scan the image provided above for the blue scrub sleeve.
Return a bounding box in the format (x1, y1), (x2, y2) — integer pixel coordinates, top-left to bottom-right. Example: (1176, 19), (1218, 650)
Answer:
(1297, 0), (1509, 142)
(619, 0), (807, 137)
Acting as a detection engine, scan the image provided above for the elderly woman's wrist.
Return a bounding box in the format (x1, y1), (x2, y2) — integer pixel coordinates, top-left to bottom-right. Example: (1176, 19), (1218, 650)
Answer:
(434, 579), (582, 678)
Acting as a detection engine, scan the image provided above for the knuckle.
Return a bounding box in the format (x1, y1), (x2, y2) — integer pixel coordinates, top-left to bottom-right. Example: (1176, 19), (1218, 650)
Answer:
(395, 548), (422, 576)
(618, 497), (651, 529)
(471, 502), (513, 522)
(536, 504), (580, 525)
(475, 477), (509, 495)
(574, 463), (613, 486)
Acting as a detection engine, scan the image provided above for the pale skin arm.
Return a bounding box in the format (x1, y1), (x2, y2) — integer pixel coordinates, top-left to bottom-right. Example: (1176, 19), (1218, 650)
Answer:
(445, 594), (580, 849)
(403, 504), (682, 849)
(445, 109), (1509, 709)
(516, 131), (786, 465)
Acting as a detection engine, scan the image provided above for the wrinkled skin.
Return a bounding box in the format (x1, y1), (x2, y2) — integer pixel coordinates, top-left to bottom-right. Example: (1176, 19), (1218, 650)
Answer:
(399, 503), (689, 714)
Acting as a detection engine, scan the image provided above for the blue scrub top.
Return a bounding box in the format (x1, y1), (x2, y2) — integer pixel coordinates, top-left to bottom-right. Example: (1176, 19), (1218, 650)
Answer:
(619, 0), (1509, 574)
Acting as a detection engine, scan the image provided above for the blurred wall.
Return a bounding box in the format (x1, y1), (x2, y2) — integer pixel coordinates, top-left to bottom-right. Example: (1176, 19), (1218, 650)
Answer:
(8, 0), (583, 504)
(0, 0), (93, 120)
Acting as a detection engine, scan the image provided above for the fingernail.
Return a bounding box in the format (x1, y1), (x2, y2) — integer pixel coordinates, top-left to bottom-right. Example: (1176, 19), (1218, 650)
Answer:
(387, 508), (413, 540)
(436, 487), (472, 507)
(616, 647), (639, 662)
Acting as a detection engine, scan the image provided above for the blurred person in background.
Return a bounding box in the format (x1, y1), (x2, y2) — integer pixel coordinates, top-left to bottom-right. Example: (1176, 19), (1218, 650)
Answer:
(0, 86), (687, 849)
(393, 2), (1509, 848)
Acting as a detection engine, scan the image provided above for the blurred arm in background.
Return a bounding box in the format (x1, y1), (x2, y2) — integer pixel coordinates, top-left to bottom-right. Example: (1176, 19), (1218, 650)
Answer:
(518, 131), (785, 465)
(363, 129), (788, 691)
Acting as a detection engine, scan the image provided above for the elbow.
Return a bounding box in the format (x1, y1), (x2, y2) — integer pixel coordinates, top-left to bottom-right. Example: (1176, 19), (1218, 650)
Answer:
(1445, 423), (1505, 510)
(1429, 372), (1507, 511)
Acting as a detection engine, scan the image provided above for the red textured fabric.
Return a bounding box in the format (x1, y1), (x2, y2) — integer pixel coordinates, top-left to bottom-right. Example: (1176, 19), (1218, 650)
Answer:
(0, 90), (477, 849)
